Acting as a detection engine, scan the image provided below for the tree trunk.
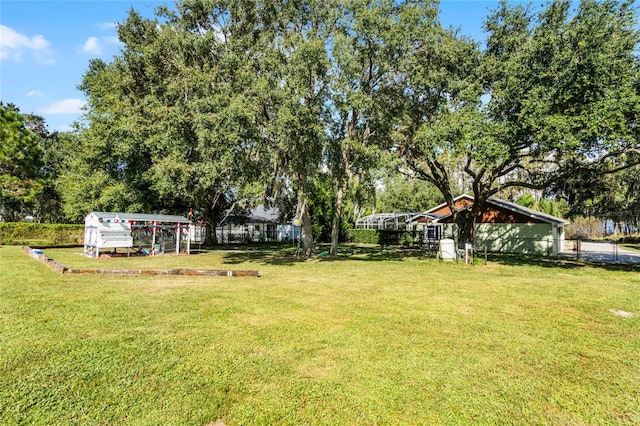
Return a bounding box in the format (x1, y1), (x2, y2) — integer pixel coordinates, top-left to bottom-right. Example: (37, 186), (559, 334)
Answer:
(330, 142), (352, 256)
(204, 208), (217, 245)
(202, 197), (219, 245)
(455, 208), (477, 247)
(330, 182), (346, 256)
(209, 221), (218, 245)
(298, 191), (315, 257)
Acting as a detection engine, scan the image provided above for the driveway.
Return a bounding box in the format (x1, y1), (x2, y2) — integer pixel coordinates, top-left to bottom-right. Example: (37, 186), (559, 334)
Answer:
(561, 241), (640, 264)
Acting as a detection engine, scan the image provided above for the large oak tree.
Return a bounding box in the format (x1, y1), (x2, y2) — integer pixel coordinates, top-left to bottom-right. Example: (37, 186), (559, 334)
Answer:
(398, 0), (640, 244)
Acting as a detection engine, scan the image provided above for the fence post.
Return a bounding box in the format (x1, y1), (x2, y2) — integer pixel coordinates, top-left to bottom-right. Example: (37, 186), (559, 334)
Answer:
(464, 243), (473, 265)
(484, 244), (487, 264)
(576, 239), (581, 261)
(614, 240), (618, 263)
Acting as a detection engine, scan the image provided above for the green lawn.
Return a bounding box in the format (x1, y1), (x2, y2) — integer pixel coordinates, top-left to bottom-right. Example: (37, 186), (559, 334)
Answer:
(1, 245), (639, 425)
(621, 243), (640, 253)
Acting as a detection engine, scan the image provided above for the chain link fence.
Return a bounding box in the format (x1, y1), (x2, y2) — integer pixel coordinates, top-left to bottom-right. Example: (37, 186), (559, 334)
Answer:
(421, 238), (640, 265)
(560, 239), (640, 264)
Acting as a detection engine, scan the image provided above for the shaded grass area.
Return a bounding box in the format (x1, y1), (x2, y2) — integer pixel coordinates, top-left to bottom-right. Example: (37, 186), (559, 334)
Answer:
(487, 252), (640, 273)
(1, 245), (639, 425)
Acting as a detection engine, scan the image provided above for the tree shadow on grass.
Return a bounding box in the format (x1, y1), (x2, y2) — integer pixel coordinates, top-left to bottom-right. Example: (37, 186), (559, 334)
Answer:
(486, 253), (640, 272)
(222, 251), (305, 266)
(220, 244), (640, 271)
(332, 246), (429, 262)
(220, 244), (429, 266)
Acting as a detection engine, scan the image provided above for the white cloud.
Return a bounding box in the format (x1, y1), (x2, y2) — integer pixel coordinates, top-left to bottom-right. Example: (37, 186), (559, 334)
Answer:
(82, 37), (102, 55)
(57, 124), (74, 132)
(42, 99), (86, 114)
(0, 24), (55, 65)
(27, 90), (44, 97)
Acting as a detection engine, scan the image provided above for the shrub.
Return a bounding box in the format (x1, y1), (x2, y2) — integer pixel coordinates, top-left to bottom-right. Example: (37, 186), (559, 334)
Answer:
(346, 229), (413, 246)
(347, 229), (379, 244)
(0, 223), (83, 246)
(399, 232), (414, 247)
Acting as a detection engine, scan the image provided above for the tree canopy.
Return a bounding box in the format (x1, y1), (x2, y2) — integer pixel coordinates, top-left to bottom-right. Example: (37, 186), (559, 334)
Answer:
(398, 0), (640, 243)
(3, 0), (638, 250)
(0, 103), (45, 221)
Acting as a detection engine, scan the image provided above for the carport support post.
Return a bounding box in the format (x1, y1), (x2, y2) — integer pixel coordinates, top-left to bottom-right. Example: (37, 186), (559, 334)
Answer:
(176, 225), (180, 254)
(186, 224), (191, 255)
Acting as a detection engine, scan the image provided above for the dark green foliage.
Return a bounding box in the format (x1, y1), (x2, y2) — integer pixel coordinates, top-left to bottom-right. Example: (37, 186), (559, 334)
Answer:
(0, 103), (85, 223)
(20, 0), (637, 249)
(68, 6), (269, 232)
(325, 0), (441, 254)
(0, 103), (45, 221)
(347, 229), (379, 245)
(0, 223), (83, 245)
(307, 173), (336, 243)
(347, 229), (414, 246)
(398, 0), (640, 244)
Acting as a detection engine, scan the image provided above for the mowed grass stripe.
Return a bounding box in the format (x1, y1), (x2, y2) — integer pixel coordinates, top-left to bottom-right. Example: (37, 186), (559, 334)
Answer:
(1, 245), (638, 425)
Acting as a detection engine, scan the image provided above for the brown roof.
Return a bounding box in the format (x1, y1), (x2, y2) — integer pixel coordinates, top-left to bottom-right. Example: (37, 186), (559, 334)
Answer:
(430, 195), (569, 225)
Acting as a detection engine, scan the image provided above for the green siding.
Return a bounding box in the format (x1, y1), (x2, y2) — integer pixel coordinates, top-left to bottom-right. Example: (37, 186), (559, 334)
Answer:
(474, 223), (555, 255)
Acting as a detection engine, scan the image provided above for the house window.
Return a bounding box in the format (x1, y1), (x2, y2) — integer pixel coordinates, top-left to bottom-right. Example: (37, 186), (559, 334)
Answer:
(426, 225), (442, 240)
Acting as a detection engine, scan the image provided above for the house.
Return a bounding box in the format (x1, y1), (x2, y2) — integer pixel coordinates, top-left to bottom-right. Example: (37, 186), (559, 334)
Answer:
(217, 205), (278, 243)
(354, 194), (569, 255)
(217, 205), (301, 243)
(425, 194), (569, 255)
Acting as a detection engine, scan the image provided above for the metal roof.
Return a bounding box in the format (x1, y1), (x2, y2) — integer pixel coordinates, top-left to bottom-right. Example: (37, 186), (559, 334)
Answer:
(355, 212), (424, 230)
(86, 212), (191, 223)
(426, 194), (569, 226)
(368, 194), (569, 227)
(221, 214), (277, 225)
(219, 205), (281, 225)
(425, 194), (472, 214)
(486, 198), (570, 226)
(408, 212), (445, 223)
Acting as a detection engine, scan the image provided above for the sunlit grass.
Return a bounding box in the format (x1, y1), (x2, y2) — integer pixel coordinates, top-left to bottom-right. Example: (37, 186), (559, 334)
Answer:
(1, 245), (639, 425)
(621, 243), (640, 253)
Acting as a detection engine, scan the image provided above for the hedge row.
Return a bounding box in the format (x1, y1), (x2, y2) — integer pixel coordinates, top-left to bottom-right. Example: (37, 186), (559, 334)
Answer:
(0, 223), (84, 246)
(2, 224), (425, 246)
(347, 229), (414, 246)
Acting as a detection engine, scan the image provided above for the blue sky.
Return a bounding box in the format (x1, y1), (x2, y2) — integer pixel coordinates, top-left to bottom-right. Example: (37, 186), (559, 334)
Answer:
(1, 0), (537, 133)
